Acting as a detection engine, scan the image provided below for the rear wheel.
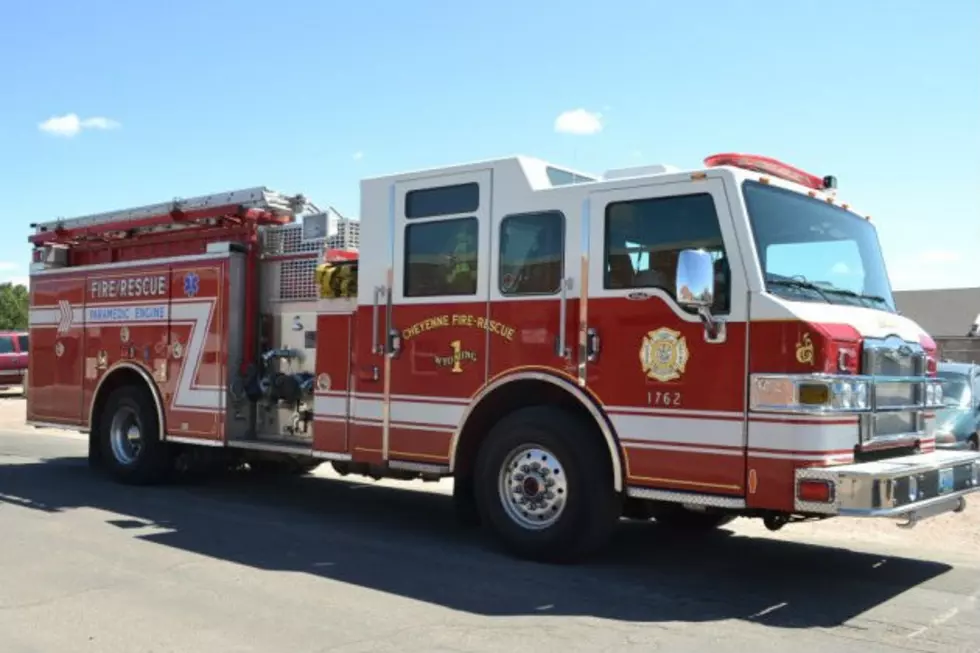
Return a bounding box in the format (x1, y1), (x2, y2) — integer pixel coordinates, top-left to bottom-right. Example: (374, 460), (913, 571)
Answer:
(473, 405), (619, 563)
(97, 385), (171, 484)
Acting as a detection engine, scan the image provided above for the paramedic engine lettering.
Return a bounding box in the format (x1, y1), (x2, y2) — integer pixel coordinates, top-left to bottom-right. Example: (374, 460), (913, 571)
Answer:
(25, 155), (980, 564)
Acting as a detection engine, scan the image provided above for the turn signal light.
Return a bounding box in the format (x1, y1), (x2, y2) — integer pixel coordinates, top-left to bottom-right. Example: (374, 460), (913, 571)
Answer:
(798, 383), (830, 405)
(798, 479), (834, 503)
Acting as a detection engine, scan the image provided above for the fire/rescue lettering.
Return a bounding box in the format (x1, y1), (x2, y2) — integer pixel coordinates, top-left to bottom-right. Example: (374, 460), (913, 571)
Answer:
(90, 275), (169, 300)
(401, 313), (516, 342)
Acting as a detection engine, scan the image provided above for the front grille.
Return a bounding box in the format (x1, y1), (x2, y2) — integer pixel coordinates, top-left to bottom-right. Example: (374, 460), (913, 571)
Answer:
(862, 336), (925, 378)
(860, 336), (928, 446)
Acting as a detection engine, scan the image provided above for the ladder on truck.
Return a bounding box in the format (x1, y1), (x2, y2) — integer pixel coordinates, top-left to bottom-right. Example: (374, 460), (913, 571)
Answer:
(29, 187), (317, 247)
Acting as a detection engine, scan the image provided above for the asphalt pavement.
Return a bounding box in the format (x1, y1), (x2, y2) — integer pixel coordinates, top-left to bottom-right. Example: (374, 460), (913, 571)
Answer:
(1, 412), (979, 652)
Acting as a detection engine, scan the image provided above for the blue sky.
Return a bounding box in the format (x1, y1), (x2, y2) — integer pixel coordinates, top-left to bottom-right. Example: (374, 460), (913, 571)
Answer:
(1, 0), (977, 291)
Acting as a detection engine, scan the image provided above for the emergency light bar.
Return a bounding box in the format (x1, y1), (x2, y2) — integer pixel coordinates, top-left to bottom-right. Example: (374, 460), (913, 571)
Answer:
(704, 153), (837, 191)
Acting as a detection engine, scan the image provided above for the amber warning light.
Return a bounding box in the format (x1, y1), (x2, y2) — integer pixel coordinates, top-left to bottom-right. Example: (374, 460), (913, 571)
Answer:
(704, 153), (837, 191)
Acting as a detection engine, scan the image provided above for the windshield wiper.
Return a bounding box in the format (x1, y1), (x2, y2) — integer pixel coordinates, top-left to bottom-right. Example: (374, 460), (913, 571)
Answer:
(766, 277), (833, 303)
(815, 286), (890, 308)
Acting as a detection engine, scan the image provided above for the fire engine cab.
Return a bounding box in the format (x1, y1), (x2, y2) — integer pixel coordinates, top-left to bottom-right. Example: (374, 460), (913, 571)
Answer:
(26, 153), (980, 563)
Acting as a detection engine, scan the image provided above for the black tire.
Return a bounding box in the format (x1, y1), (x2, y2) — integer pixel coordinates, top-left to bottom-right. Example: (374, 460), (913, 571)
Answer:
(452, 475), (481, 529)
(653, 505), (736, 531)
(473, 405), (620, 563)
(97, 384), (171, 485)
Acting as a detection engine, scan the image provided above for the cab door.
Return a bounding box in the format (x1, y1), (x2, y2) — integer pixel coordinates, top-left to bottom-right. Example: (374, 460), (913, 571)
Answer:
(583, 178), (749, 497)
(382, 170), (493, 466)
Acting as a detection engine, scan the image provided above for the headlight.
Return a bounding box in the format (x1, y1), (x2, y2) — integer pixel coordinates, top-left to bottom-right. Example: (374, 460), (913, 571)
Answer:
(751, 375), (870, 413)
(924, 380), (944, 408)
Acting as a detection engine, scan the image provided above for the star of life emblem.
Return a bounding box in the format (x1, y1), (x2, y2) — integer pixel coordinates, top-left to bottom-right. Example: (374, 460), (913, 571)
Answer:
(639, 327), (689, 382)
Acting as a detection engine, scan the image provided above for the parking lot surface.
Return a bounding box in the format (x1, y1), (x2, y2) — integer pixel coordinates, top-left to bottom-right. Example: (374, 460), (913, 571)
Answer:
(1, 395), (979, 653)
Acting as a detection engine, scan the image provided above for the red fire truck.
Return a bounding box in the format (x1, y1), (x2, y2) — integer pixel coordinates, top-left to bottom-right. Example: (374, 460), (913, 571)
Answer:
(26, 154), (980, 563)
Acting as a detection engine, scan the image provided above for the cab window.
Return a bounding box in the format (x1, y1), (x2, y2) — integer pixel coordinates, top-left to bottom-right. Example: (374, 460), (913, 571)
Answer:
(603, 192), (730, 313)
(0, 336), (13, 354)
(404, 218), (479, 297)
(498, 211), (565, 295)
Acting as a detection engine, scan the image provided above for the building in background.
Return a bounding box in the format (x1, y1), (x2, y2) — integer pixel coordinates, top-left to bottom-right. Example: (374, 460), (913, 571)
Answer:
(894, 287), (980, 363)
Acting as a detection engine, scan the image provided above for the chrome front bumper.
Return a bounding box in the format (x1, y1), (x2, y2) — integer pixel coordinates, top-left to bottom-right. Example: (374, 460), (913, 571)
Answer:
(795, 449), (980, 526)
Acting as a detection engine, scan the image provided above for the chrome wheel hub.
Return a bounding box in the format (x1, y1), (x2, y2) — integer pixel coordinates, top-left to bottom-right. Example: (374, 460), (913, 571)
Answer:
(498, 444), (568, 530)
(109, 407), (143, 465)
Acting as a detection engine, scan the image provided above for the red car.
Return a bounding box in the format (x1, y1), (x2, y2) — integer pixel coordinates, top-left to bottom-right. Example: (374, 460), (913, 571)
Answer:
(0, 330), (28, 395)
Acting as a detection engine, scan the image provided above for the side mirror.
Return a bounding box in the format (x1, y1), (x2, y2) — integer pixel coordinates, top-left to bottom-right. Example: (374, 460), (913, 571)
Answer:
(675, 249), (716, 311)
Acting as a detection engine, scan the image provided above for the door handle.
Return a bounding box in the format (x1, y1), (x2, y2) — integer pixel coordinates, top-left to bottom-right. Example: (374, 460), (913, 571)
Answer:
(586, 327), (600, 362)
(555, 277), (572, 359)
(371, 285), (385, 355)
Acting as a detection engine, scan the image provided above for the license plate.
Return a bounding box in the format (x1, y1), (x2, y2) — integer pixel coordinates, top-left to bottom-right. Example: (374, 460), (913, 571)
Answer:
(938, 468), (955, 495)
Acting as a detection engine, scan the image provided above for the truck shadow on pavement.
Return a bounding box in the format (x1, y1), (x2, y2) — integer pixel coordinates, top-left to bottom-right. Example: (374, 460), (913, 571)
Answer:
(0, 454), (957, 629)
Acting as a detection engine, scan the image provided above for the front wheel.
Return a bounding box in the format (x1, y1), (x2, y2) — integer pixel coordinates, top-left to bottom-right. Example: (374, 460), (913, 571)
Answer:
(97, 385), (171, 485)
(473, 406), (619, 563)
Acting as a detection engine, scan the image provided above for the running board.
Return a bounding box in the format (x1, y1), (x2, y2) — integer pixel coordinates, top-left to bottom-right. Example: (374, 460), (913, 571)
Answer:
(225, 439), (352, 461)
(627, 486), (747, 510)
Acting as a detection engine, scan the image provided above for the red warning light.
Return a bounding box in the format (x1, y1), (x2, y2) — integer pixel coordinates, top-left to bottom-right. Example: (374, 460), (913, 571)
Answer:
(704, 153), (835, 191)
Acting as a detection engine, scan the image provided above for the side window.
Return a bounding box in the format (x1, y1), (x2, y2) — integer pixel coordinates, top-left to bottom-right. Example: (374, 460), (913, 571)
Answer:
(404, 218), (479, 297)
(604, 193), (731, 313)
(405, 183), (479, 219)
(17, 334), (28, 351)
(498, 211), (565, 295)
(0, 336), (13, 354)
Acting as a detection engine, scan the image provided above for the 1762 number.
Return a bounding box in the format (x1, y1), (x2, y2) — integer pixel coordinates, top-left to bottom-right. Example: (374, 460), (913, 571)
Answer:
(648, 391), (682, 407)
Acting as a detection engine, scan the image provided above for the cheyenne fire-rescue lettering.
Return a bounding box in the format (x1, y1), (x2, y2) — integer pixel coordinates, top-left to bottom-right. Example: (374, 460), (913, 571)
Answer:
(89, 275), (168, 300)
(401, 313), (516, 341)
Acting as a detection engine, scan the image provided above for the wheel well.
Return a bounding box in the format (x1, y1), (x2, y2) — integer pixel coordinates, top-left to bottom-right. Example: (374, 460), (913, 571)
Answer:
(90, 365), (164, 440)
(452, 377), (623, 491)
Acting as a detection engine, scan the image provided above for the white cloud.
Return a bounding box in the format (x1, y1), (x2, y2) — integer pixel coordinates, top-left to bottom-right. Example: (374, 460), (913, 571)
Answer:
(39, 113), (121, 137)
(917, 249), (961, 263)
(831, 262), (851, 275)
(554, 108), (603, 135)
(352, 151), (364, 161)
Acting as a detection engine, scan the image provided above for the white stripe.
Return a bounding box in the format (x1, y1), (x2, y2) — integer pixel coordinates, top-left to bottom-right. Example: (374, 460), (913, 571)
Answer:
(351, 397), (464, 428)
(611, 414), (743, 448)
(749, 421), (857, 453)
(171, 300), (220, 409)
(392, 400), (464, 427)
(29, 308), (59, 326)
(315, 395), (348, 417)
(353, 398), (383, 422)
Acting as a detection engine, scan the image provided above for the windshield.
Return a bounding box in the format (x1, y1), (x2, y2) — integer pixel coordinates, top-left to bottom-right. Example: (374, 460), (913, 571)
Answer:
(937, 372), (973, 408)
(742, 180), (896, 312)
